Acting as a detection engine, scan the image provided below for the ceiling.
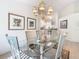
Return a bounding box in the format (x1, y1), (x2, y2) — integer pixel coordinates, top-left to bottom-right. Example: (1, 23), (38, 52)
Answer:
(15, 0), (77, 12)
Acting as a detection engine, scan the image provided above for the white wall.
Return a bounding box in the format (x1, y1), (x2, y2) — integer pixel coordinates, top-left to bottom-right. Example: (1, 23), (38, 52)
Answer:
(59, 13), (79, 42)
(59, 0), (79, 18)
(0, 0), (35, 55)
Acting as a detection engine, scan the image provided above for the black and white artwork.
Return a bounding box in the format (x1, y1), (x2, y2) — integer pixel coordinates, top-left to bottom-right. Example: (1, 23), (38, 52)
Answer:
(8, 13), (25, 30)
(60, 20), (68, 29)
(27, 17), (36, 30)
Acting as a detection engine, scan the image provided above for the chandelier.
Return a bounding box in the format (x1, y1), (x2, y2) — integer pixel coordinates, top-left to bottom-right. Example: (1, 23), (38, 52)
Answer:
(32, 0), (53, 20)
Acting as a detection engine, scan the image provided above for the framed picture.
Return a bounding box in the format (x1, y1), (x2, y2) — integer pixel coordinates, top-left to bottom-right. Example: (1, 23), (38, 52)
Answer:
(8, 13), (25, 30)
(27, 17), (36, 30)
(60, 20), (68, 29)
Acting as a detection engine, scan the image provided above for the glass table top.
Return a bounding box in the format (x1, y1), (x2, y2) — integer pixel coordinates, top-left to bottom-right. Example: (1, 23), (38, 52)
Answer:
(24, 29), (60, 59)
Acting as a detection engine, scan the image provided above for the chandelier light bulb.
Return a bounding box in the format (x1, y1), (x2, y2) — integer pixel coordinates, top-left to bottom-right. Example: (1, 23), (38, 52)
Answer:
(39, 6), (45, 11)
(48, 7), (53, 12)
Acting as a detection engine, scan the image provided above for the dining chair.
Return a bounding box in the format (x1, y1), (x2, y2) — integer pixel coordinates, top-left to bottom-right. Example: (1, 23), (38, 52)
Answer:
(25, 31), (40, 59)
(55, 34), (65, 59)
(6, 34), (20, 59)
(5, 34), (31, 59)
(50, 29), (59, 42)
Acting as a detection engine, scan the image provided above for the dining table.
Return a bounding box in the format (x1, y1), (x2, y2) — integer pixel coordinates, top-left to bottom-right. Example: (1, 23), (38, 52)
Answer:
(24, 29), (60, 59)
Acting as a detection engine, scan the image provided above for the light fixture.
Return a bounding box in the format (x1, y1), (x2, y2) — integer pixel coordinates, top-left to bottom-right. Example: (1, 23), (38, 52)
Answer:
(32, 0), (53, 20)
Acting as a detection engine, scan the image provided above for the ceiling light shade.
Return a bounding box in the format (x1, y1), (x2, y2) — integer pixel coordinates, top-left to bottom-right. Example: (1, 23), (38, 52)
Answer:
(33, 7), (37, 13)
(32, 0), (53, 20)
(39, 0), (45, 11)
(48, 7), (53, 12)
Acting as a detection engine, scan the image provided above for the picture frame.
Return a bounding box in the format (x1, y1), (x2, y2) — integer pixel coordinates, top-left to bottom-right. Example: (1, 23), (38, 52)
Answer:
(8, 13), (25, 30)
(60, 20), (68, 29)
(27, 17), (36, 30)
